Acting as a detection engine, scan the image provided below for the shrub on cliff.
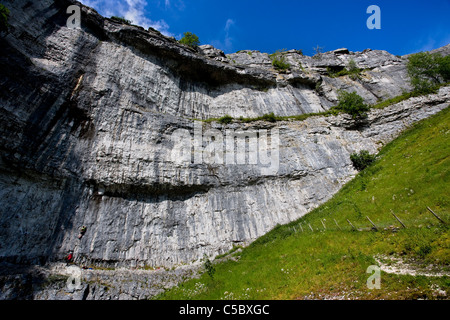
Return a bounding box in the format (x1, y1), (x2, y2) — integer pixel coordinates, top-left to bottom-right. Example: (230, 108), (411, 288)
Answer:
(0, 4), (10, 33)
(350, 150), (376, 171)
(335, 90), (370, 119)
(261, 112), (277, 122)
(179, 32), (200, 48)
(111, 16), (132, 25)
(218, 115), (233, 124)
(438, 55), (450, 82)
(407, 52), (450, 93)
(327, 59), (363, 80)
(271, 56), (290, 71)
(270, 50), (290, 71)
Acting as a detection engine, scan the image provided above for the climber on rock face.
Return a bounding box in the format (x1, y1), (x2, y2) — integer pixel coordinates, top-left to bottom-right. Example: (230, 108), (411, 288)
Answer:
(66, 251), (73, 264)
(78, 225), (87, 239)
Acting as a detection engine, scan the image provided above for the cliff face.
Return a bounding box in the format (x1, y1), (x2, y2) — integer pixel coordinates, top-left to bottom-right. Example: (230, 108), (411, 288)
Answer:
(0, 0), (449, 274)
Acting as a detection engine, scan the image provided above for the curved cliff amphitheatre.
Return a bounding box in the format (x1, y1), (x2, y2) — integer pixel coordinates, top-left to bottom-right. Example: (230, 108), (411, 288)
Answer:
(0, 0), (449, 300)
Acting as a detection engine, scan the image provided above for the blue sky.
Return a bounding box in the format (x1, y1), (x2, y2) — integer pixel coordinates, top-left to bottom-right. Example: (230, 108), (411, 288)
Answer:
(80, 0), (450, 56)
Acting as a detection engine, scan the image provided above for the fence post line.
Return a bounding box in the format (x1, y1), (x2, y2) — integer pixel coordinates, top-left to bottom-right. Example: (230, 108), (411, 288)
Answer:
(391, 210), (406, 229)
(347, 219), (357, 231)
(366, 216), (378, 231)
(427, 207), (446, 225)
(334, 218), (342, 231)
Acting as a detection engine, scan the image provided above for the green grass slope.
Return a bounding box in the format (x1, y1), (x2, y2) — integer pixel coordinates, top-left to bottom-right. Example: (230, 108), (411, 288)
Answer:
(158, 106), (450, 300)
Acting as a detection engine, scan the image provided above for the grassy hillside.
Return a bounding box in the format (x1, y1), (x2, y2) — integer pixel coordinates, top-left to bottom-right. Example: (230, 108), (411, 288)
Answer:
(158, 106), (450, 300)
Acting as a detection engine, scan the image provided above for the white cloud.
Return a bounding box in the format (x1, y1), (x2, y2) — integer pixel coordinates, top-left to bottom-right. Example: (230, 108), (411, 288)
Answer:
(411, 33), (450, 54)
(404, 25), (450, 55)
(224, 18), (235, 32)
(80, 0), (173, 36)
(212, 18), (236, 53)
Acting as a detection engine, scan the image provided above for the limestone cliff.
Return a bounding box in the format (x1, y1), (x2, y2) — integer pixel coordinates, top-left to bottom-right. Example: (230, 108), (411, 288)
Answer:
(0, 0), (449, 288)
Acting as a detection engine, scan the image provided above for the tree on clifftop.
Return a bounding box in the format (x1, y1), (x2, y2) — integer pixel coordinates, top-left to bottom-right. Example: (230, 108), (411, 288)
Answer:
(179, 32), (200, 49)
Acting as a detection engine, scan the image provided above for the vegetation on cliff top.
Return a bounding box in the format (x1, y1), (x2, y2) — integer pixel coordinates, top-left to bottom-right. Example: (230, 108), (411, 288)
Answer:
(269, 50), (291, 71)
(179, 32), (200, 49)
(110, 16), (132, 25)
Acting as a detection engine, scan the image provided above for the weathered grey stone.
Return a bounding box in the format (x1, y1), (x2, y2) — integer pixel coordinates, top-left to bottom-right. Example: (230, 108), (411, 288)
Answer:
(198, 45), (228, 63)
(333, 48), (350, 55)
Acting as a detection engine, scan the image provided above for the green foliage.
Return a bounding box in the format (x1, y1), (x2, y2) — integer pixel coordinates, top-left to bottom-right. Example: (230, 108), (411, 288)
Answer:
(261, 112), (277, 122)
(0, 4), (10, 32)
(335, 90), (370, 119)
(179, 32), (200, 48)
(272, 58), (290, 71)
(326, 67), (346, 78)
(315, 81), (322, 93)
(218, 115), (233, 124)
(346, 59), (362, 80)
(350, 150), (376, 171)
(347, 59), (358, 72)
(437, 55), (450, 82)
(238, 112), (279, 123)
(372, 82), (449, 110)
(373, 91), (418, 109)
(270, 50), (290, 71)
(203, 255), (216, 280)
(215, 244), (243, 260)
(111, 16), (132, 25)
(327, 59), (363, 80)
(407, 52), (450, 93)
